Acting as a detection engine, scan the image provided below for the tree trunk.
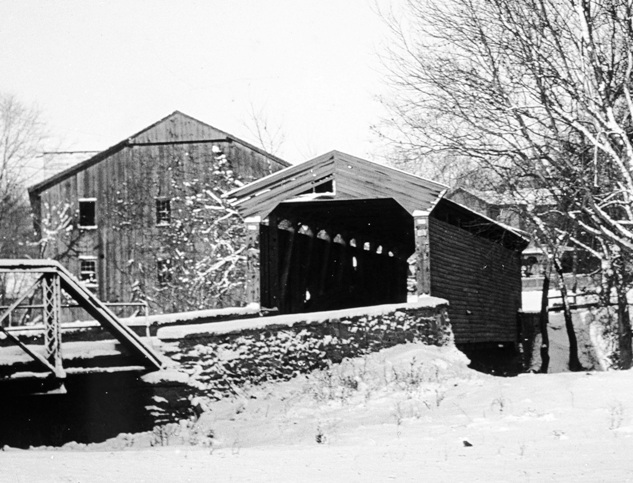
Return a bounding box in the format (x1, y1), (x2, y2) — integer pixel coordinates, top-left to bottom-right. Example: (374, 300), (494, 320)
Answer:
(615, 262), (633, 368)
(616, 289), (632, 369)
(538, 271), (550, 373)
(554, 259), (583, 371)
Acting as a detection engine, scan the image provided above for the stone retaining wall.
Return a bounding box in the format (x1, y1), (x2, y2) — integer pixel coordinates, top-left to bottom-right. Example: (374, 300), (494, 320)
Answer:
(145, 298), (451, 420)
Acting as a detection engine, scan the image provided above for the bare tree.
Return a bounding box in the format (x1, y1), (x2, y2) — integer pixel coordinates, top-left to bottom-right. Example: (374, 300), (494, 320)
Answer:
(109, 146), (248, 313)
(243, 101), (286, 157)
(0, 93), (47, 321)
(379, 0), (633, 368)
(0, 93), (46, 258)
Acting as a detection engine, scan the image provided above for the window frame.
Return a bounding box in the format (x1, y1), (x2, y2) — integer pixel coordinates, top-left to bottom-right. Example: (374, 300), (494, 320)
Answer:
(79, 256), (98, 288)
(155, 198), (172, 226)
(78, 198), (97, 229)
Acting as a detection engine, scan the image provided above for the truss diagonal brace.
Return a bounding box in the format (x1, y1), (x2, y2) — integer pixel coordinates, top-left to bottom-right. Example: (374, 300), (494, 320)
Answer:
(0, 326), (64, 378)
(0, 275), (44, 328)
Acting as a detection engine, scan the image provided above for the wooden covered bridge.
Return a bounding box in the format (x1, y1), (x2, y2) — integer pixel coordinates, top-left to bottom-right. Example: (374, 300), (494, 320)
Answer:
(227, 150), (529, 347)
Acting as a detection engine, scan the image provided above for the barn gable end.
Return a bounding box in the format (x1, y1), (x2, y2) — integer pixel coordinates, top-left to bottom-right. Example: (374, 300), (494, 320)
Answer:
(27, 112), (289, 314)
(130, 111), (229, 144)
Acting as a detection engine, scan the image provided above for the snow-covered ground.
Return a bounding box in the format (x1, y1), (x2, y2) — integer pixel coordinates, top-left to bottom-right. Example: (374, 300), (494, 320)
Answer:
(3, 340), (633, 482)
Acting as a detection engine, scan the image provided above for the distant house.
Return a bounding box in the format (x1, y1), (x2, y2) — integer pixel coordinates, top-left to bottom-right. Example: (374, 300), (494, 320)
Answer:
(446, 187), (557, 231)
(446, 187), (599, 288)
(28, 111), (289, 313)
(226, 151), (528, 346)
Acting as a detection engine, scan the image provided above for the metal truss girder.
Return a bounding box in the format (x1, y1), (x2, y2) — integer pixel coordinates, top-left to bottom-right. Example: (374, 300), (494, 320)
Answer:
(42, 273), (64, 378)
(0, 259), (164, 373)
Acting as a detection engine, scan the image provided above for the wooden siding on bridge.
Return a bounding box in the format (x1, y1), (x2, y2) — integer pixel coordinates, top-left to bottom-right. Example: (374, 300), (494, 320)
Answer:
(428, 217), (522, 344)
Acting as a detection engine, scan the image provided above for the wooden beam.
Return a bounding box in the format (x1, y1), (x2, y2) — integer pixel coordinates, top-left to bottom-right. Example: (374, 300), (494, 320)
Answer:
(279, 225), (296, 313)
(413, 211), (431, 295)
(318, 237), (332, 297)
(244, 216), (261, 305)
(334, 239), (348, 290)
(267, 214), (281, 310)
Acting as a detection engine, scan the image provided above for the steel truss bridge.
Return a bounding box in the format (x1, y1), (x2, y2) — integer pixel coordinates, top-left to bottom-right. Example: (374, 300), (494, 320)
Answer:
(0, 260), (165, 394)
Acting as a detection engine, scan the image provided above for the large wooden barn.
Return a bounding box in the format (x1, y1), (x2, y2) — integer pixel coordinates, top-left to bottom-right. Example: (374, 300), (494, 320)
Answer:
(226, 150), (529, 346)
(28, 111), (289, 313)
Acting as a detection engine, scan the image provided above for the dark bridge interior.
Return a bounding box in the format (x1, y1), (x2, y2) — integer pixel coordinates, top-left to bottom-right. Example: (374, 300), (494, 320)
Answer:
(260, 198), (414, 313)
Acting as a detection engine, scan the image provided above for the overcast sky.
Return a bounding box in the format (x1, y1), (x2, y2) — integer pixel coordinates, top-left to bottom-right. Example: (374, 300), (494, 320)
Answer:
(1, 0), (396, 166)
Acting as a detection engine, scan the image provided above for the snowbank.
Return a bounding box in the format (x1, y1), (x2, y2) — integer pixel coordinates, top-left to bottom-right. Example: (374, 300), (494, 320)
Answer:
(7, 347), (633, 481)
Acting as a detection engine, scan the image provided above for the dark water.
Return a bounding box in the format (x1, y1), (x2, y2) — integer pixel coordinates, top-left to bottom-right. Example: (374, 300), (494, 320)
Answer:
(0, 373), (156, 448)
(457, 342), (524, 376)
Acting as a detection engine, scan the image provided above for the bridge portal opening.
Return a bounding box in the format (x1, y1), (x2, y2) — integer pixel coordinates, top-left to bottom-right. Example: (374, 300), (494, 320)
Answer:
(260, 198), (414, 313)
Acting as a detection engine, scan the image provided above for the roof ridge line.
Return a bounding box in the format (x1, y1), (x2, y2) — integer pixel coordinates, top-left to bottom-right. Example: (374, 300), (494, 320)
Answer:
(29, 111), (290, 194)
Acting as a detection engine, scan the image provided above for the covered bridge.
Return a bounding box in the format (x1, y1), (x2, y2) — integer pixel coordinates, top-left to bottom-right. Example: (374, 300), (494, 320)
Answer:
(226, 151), (528, 346)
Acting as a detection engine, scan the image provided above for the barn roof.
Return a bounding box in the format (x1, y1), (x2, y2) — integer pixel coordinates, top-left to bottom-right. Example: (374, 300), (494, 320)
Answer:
(28, 111), (290, 196)
(225, 150), (449, 219)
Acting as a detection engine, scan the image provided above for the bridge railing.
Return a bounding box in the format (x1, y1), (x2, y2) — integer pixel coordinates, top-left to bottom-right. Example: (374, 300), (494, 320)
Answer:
(0, 259), (164, 384)
(0, 301), (149, 332)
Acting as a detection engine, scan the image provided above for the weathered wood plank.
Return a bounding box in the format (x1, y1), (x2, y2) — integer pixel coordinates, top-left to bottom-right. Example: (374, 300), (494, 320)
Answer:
(233, 162), (336, 218)
(429, 217), (521, 344)
(279, 227), (296, 313)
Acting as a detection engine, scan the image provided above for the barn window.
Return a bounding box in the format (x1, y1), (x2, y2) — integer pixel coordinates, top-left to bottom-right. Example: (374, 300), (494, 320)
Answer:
(156, 199), (171, 225)
(157, 259), (172, 286)
(79, 258), (97, 287)
(78, 199), (96, 227)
